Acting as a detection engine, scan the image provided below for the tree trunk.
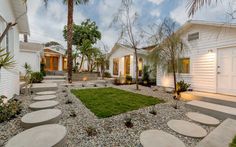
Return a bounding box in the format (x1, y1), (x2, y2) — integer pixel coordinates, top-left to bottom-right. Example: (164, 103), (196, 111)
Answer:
(67, 0), (73, 83)
(79, 55), (84, 71)
(0, 23), (16, 43)
(134, 48), (139, 90)
(172, 59), (177, 92)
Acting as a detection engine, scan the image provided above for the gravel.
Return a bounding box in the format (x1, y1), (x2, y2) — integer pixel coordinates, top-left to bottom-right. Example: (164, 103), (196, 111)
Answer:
(0, 83), (218, 147)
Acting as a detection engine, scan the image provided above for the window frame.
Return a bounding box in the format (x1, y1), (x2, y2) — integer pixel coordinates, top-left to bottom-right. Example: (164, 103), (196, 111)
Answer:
(113, 58), (119, 76)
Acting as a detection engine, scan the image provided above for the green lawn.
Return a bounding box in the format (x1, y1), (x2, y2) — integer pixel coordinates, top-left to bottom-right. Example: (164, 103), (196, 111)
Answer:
(71, 87), (163, 118)
(231, 135), (236, 147)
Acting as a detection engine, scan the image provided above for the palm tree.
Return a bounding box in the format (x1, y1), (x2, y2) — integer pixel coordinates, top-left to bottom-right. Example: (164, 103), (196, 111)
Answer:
(187, 0), (218, 17)
(24, 0), (89, 83)
(0, 48), (15, 69)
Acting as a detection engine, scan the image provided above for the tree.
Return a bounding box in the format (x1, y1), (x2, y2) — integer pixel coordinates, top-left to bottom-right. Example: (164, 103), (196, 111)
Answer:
(187, 0), (218, 17)
(45, 41), (60, 47)
(24, 0), (90, 83)
(112, 0), (142, 90)
(63, 19), (101, 46)
(77, 39), (92, 71)
(150, 18), (186, 92)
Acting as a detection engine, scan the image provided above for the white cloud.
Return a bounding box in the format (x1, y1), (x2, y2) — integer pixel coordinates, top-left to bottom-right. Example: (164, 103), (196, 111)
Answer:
(147, 0), (164, 5)
(150, 9), (160, 17)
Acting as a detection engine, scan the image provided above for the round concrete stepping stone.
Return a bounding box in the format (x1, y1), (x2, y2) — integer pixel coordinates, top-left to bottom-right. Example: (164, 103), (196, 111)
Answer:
(6, 124), (67, 147)
(167, 120), (207, 138)
(29, 101), (59, 111)
(21, 109), (62, 129)
(186, 112), (220, 126)
(140, 130), (186, 147)
(33, 95), (57, 101)
(36, 91), (57, 95)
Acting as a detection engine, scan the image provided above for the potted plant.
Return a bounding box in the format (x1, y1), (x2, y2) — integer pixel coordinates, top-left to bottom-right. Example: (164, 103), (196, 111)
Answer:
(125, 75), (132, 85)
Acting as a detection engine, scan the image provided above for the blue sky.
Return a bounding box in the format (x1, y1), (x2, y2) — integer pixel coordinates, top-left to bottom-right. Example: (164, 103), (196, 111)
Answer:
(26, 0), (236, 49)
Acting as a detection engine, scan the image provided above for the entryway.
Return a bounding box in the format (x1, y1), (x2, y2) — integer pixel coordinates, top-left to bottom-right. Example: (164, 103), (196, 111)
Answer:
(217, 47), (236, 96)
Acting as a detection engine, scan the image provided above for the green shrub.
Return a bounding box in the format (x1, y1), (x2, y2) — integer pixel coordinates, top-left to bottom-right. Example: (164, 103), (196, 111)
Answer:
(103, 72), (111, 78)
(30, 72), (43, 83)
(0, 96), (22, 123)
(40, 63), (46, 76)
(125, 75), (132, 84)
(113, 78), (121, 85)
(142, 65), (150, 84)
(176, 80), (190, 92)
(230, 135), (236, 147)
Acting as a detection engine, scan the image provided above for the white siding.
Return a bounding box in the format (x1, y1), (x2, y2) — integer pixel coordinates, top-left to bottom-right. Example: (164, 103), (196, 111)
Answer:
(0, 0), (21, 98)
(18, 51), (41, 75)
(157, 25), (236, 94)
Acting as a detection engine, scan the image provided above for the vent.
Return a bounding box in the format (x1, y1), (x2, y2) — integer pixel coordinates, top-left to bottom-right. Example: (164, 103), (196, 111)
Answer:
(188, 32), (199, 41)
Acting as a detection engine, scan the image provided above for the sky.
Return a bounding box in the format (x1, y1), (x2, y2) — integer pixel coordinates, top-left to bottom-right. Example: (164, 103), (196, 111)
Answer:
(25, 0), (236, 50)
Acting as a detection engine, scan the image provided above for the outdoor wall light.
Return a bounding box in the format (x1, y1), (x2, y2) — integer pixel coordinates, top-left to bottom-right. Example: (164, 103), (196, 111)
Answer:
(208, 49), (213, 53)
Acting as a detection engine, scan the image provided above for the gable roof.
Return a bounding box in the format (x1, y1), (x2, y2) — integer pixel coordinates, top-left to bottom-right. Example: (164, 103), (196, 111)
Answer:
(9, 0), (30, 35)
(177, 20), (236, 34)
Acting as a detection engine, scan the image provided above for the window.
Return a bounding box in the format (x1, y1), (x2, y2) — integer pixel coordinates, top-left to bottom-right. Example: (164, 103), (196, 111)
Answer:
(113, 58), (119, 75)
(178, 58), (190, 73)
(124, 55), (130, 75)
(188, 32), (199, 41)
(138, 58), (143, 76)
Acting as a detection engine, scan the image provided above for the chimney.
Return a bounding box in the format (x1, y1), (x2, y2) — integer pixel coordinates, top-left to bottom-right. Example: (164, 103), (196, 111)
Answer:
(24, 34), (28, 42)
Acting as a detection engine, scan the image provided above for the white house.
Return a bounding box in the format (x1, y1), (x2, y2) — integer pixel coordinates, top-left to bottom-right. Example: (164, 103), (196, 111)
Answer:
(108, 43), (154, 79)
(156, 20), (236, 96)
(0, 0), (30, 98)
(19, 41), (44, 75)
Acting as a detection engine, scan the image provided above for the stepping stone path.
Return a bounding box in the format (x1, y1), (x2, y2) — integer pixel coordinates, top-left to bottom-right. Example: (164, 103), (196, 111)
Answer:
(140, 130), (186, 147)
(33, 95), (57, 101)
(6, 124), (67, 147)
(29, 100), (59, 111)
(186, 112), (220, 126)
(36, 91), (57, 95)
(167, 120), (207, 138)
(21, 109), (62, 129)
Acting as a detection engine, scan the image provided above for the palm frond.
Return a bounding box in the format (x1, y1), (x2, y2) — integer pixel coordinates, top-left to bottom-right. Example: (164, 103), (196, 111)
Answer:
(0, 48), (15, 69)
(187, 0), (218, 17)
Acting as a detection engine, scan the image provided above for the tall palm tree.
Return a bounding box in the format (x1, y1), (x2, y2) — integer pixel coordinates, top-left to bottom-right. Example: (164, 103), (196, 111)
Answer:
(187, 0), (218, 17)
(24, 0), (89, 83)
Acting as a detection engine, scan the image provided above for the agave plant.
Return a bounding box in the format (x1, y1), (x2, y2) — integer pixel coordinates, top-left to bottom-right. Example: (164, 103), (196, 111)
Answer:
(0, 48), (15, 69)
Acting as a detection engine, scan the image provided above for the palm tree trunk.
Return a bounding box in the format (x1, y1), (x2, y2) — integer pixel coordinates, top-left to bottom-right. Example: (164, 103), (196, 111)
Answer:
(172, 59), (177, 92)
(134, 48), (139, 90)
(79, 55), (84, 71)
(67, 0), (73, 83)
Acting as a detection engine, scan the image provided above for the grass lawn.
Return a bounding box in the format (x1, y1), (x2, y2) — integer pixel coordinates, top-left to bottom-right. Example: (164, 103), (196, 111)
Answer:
(231, 135), (236, 147)
(71, 87), (163, 118)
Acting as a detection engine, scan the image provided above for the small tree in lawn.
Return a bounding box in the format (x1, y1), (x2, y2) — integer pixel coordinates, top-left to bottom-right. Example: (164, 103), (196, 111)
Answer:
(150, 18), (186, 94)
(112, 0), (142, 90)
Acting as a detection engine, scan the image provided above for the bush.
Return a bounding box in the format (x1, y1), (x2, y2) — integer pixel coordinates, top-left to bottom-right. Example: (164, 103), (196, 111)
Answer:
(124, 117), (133, 128)
(142, 65), (150, 84)
(125, 75), (132, 84)
(30, 72), (43, 83)
(113, 78), (121, 85)
(40, 63), (46, 76)
(103, 72), (111, 78)
(176, 80), (191, 92)
(85, 126), (97, 136)
(0, 96), (22, 123)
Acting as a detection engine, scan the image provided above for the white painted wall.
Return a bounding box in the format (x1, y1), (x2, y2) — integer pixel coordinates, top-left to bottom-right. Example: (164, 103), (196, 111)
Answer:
(0, 0), (21, 98)
(157, 24), (236, 95)
(18, 51), (41, 75)
(109, 46), (150, 78)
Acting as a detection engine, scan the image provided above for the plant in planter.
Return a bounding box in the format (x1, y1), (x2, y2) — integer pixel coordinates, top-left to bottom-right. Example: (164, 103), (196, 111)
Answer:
(124, 116), (133, 128)
(149, 107), (157, 115)
(125, 75), (132, 84)
(85, 126), (97, 137)
(30, 72), (43, 83)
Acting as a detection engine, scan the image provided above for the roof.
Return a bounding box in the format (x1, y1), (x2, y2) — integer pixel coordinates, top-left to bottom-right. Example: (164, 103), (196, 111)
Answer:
(44, 45), (66, 55)
(20, 42), (44, 52)
(9, 0), (30, 35)
(177, 20), (236, 34)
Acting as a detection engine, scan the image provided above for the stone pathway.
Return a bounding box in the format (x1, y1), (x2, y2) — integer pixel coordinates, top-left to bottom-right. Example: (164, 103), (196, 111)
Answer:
(167, 120), (207, 138)
(186, 112), (220, 126)
(6, 86), (67, 146)
(5, 124), (67, 147)
(33, 95), (57, 101)
(29, 100), (59, 111)
(36, 91), (57, 95)
(140, 130), (186, 147)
